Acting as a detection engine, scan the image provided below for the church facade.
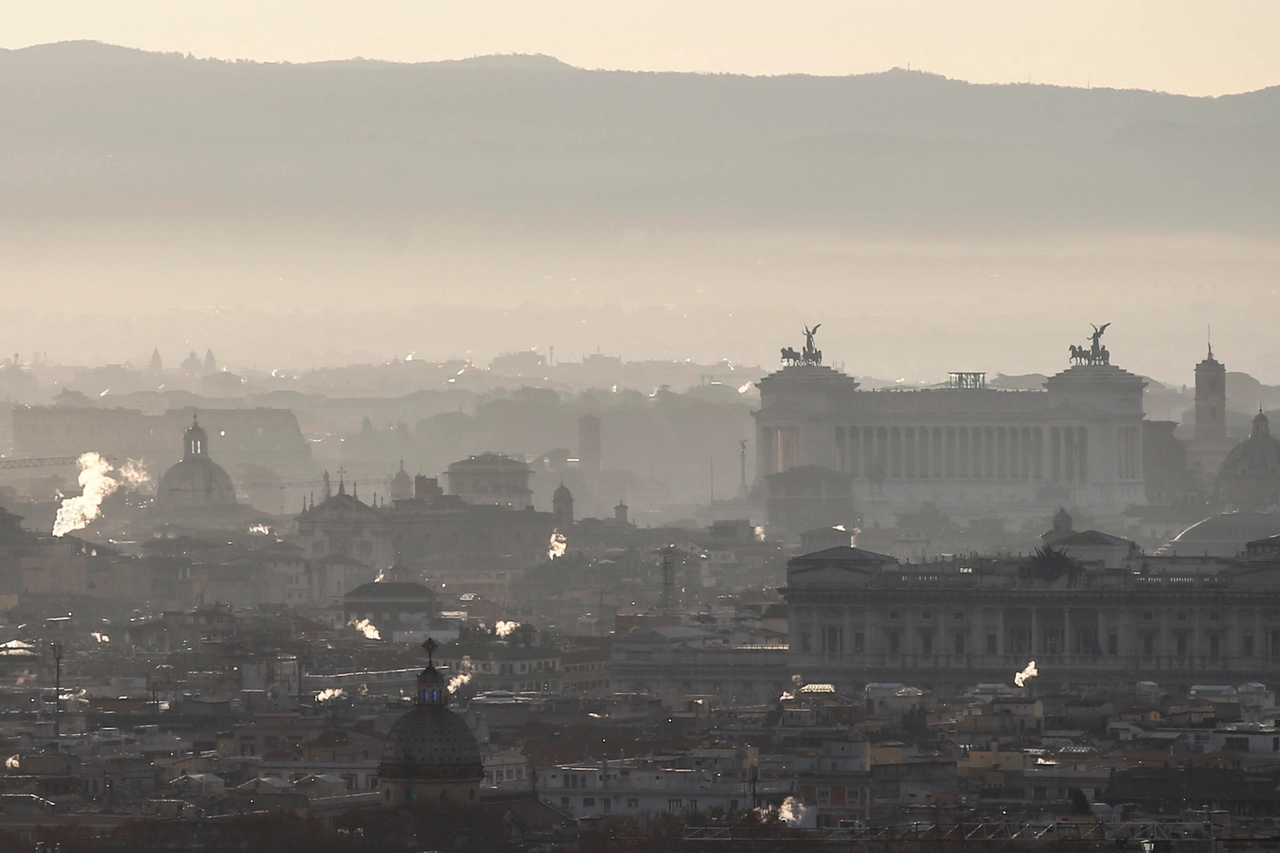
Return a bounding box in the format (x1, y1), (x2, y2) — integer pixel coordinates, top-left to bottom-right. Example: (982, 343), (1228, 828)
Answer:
(753, 328), (1147, 526)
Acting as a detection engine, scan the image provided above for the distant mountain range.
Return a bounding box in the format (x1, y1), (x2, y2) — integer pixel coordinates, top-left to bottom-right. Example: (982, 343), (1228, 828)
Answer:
(3, 40), (1279, 233)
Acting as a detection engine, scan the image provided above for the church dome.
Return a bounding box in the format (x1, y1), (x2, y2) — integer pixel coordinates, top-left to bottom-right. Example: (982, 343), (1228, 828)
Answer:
(553, 482), (572, 501)
(157, 416), (238, 511)
(1219, 411), (1280, 511)
(379, 639), (482, 788)
(380, 706), (483, 781)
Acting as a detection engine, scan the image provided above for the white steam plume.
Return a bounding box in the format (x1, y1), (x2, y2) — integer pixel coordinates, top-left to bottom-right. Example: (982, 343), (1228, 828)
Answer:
(495, 621), (520, 639)
(448, 655), (474, 693)
(315, 688), (345, 703)
(52, 453), (118, 537)
(90, 632), (110, 644)
(548, 529), (567, 559)
(1014, 660), (1039, 688)
(348, 618), (381, 640)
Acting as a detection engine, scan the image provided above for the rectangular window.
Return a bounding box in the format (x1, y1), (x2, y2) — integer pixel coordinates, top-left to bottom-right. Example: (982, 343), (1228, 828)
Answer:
(954, 633), (965, 655)
(1177, 634), (1188, 657)
(800, 632), (811, 653)
(602, 798), (611, 813)
(1108, 633), (1119, 656)
(1210, 634), (1221, 657)
(987, 633), (998, 654)
(583, 798), (595, 808)
(955, 611), (965, 621)
(921, 631), (933, 655)
(627, 798), (639, 809)
(1244, 634), (1255, 656)
(887, 629), (900, 654)
(853, 632), (864, 653)
(823, 626), (843, 655)
(1143, 634), (1155, 657)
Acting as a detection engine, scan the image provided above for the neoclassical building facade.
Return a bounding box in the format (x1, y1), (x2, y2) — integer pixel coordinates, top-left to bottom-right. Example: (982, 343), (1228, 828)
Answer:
(781, 544), (1280, 693)
(753, 348), (1147, 524)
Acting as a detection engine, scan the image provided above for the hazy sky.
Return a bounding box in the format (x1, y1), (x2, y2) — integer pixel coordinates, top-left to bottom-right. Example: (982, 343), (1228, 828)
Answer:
(4, 0), (1278, 95)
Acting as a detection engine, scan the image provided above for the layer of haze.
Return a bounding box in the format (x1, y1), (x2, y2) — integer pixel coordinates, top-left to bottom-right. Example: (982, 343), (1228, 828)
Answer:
(2, 38), (1280, 383)
(3, 1), (1280, 96)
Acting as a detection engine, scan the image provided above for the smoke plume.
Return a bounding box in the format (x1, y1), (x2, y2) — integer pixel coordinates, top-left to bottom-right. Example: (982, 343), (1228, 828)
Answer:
(1014, 660), (1039, 688)
(495, 621), (520, 639)
(315, 688), (345, 703)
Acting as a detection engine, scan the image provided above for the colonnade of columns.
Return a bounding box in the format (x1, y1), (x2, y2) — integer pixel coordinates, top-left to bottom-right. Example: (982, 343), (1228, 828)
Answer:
(832, 424), (1089, 483)
(795, 604), (1261, 662)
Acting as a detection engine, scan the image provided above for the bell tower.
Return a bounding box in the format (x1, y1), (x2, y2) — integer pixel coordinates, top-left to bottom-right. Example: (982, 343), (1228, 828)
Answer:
(1195, 342), (1227, 443)
(184, 414), (208, 458)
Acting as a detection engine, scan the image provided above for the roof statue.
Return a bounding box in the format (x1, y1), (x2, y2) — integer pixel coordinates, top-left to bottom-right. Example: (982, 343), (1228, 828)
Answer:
(781, 324), (823, 367)
(1068, 322), (1112, 366)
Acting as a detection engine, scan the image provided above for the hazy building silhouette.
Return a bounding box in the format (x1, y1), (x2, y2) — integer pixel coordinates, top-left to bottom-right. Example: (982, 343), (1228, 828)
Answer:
(179, 350), (203, 377)
(389, 461), (413, 501)
(578, 414), (602, 475)
(446, 453), (533, 510)
(552, 482), (574, 528)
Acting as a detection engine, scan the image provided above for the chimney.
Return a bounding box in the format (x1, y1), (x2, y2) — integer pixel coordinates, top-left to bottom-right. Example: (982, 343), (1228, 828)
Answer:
(615, 502), (628, 524)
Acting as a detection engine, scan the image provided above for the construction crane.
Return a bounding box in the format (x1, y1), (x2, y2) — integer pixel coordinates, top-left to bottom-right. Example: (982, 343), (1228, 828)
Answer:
(0, 455), (115, 471)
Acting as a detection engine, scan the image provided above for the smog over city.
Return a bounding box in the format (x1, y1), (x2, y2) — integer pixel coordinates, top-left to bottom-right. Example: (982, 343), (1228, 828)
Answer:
(2, 3), (1280, 851)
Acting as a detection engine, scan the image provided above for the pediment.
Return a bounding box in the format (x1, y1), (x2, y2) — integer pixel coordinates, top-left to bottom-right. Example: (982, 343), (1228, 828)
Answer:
(753, 403), (811, 421)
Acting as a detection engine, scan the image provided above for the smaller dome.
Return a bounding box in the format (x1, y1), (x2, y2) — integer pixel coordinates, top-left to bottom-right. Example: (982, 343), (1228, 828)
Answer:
(1222, 411), (1280, 475)
(1218, 410), (1280, 511)
(553, 482), (572, 500)
(390, 460), (413, 501)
